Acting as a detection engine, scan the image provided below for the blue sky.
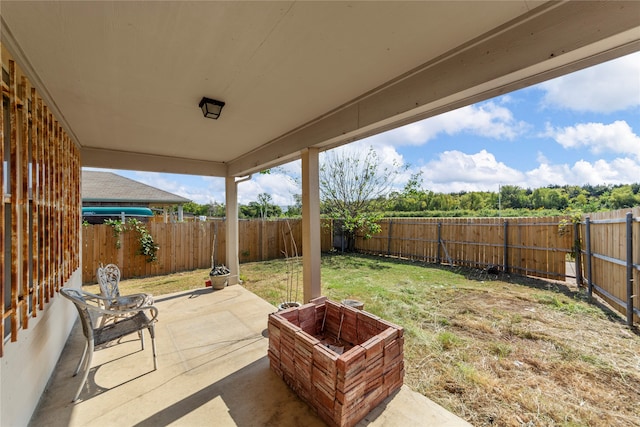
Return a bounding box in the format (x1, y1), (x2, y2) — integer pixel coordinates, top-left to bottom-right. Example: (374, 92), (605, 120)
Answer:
(90, 51), (640, 207)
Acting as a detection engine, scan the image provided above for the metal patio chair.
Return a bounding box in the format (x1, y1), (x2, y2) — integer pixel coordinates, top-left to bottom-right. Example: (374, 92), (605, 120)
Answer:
(96, 263), (153, 325)
(60, 288), (159, 402)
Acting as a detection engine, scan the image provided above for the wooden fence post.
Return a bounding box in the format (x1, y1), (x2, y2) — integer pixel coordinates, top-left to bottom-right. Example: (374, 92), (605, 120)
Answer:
(436, 222), (442, 264)
(387, 219), (393, 256)
(503, 220), (508, 273)
(574, 221), (582, 287)
(625, 212), (633, 326)
(585, 216), (593, 297)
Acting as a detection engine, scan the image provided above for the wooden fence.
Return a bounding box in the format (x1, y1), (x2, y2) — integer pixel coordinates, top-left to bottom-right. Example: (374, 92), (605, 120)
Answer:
(82, 211), (638, 326)
(354, 216), (574, 281)
(82, 219), (334, 283)
(578, 207), (639, 325)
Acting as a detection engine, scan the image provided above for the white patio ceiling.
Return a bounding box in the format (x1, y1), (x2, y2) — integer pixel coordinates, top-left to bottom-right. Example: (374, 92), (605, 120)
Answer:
(2, 1), (639, 178)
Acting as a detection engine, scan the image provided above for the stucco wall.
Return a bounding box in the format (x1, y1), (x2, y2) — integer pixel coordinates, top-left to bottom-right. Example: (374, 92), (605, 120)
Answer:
(0, 269), (81, 427)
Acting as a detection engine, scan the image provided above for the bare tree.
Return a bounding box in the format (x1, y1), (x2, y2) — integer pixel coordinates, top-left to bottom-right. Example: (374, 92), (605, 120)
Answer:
(320, 147), (406, 250)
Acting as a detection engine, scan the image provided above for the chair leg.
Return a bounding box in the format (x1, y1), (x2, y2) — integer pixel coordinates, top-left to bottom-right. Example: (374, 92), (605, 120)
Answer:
(149, 325), (157, 370)
(73, 341), (89, 377)
(139, 329), (145, 350)
(72, 341), (94, 402)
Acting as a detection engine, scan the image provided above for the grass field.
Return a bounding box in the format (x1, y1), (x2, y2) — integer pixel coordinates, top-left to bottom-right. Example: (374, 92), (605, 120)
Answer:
(86, 253), (640, 427)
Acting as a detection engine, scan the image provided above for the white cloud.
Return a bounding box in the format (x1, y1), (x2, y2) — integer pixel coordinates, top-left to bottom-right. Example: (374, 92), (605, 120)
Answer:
(524, 156), (640, 188)
(237, 172), (300, 207)
(321, 140), (410, 193)
(272, 160), (301, 177)
(126, 172), (223, 205)
(545, 120), (640, 159)
(411, 148), (640, 194)
(419, 150), (524, 192)
(323, 139), (407, 171)
(523, 163), (573, 188)
(538, 52), (640, 113)
(367, 101), (528, 146)
(568, 157), (640, 185)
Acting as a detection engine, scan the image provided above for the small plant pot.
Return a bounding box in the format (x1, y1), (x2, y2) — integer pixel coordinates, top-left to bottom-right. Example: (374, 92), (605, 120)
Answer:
(278, 301), (301, 311)
(342, 299), (364, 310)
(209, 273), (230, 290)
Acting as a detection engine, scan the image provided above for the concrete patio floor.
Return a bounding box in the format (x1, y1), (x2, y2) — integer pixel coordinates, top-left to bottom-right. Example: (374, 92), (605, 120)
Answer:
(29, 285), (472, 427)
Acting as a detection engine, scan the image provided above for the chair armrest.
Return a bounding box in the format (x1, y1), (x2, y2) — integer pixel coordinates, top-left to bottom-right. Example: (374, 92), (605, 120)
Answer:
(83, 289), (153, 309)
(61, 288), (158, 322)
(100, 304), (159, 322)
(75, 290), (158, 321)
(111, 293), (154, 309)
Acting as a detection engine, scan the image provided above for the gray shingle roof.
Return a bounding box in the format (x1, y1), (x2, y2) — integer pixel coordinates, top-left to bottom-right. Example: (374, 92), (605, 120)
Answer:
(82, 171), (191, 205)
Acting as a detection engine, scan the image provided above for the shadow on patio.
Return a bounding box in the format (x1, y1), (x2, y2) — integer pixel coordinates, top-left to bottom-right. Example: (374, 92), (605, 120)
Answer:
(30, 285), (470, 426)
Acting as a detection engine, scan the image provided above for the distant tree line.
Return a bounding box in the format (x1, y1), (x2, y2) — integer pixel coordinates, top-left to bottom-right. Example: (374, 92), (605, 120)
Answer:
(381, 182), (640, 217)
(178, 193), (302, 219)
(180, 182), (640, 220)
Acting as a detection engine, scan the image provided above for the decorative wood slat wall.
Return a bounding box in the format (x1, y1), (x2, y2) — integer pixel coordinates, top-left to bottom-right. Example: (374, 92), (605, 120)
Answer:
(31, 87), (39, 315)
(20, 75), (29, 329)
(1, 49), (80, 357)
(9, 60), (19, 343)
(0, 48), (5, 356)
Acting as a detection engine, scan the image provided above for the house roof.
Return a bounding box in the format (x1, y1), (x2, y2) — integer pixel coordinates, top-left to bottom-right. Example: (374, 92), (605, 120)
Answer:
(2, 2), (638, 177)
(82, 171), (191, 205)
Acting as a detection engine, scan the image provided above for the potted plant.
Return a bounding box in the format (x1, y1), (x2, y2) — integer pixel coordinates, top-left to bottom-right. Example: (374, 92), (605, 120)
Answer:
(209, 225), (230, 290)
(209, 264), (230, 290)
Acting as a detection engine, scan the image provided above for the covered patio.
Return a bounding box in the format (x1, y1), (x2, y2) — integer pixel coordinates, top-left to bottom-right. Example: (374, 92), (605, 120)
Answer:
(1, 2), (639, 426)
(29, 285), (470, 427)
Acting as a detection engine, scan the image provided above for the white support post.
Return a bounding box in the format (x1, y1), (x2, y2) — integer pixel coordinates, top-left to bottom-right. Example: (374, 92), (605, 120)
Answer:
(301, 147), (321, 302)
(225, 177), (240, 285)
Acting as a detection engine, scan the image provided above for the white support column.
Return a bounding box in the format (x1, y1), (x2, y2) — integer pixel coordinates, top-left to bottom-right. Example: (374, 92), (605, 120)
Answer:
(177, 205), (184, 222)
(301, 147), (321, 302)
(225, 177), (240, 285)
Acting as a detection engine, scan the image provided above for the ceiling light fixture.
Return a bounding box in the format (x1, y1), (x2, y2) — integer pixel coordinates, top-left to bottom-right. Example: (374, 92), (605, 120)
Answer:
(199, 97), (225, 119)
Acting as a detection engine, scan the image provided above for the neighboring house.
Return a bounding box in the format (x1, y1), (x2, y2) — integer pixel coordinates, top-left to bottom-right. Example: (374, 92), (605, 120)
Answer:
(82, 171), (191, 223)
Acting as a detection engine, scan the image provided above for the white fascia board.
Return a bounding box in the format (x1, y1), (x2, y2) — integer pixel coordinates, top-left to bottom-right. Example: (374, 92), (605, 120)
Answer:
(228, 1), (640, 177)
(81, 147), (227, 177)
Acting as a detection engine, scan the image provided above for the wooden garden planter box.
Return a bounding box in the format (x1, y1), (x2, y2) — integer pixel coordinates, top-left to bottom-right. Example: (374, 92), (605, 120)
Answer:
(268, 297), (404, 427)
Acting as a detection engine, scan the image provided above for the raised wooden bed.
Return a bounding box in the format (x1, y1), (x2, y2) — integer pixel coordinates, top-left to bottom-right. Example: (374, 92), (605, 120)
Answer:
(268, 296), (404, 427)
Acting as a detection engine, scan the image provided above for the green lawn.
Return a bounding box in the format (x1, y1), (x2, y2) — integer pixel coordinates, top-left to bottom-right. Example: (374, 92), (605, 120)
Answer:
(86, 253), (640, 427)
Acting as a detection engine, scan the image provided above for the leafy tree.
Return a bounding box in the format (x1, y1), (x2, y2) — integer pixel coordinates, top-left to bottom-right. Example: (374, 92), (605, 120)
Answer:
(240, 200), (282, 218)
(207, 201), (226, 217)
(182, 201), (208, 216)
(180, 200), (225, 217)
(500, 185), (530, 209)
(608, 185), (639, 209)
(584, 184), (612, 198)
(386, 172), (427, 212)
(257, 193), (273, 219)
(284, 194), (302, 217)
(426, 192), (458, 211)
(531, 187), (569, 210)
(459, 192), (488, 210)
(320, 147), (407, 250)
